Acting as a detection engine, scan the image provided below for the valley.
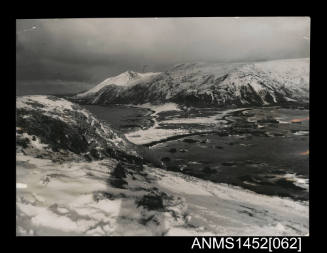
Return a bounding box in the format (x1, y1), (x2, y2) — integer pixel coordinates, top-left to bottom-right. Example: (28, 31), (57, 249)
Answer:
(84, 104), (309, 201)
(16, 96), (309, 236)
(16, 58), (310, 236)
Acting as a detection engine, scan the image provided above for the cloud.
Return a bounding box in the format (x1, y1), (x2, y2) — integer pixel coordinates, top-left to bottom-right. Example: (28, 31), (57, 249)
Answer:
(16, 17), (310, 95)
(16, 79), (93, 96)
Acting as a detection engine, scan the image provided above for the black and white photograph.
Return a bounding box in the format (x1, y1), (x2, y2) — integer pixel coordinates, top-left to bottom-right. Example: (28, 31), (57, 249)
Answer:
(16, 17), (310, 236)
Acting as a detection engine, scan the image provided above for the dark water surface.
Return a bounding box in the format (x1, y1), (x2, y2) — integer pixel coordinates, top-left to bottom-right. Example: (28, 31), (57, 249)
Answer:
(83, 104), (309, 201)
(83, 104), (154, 133)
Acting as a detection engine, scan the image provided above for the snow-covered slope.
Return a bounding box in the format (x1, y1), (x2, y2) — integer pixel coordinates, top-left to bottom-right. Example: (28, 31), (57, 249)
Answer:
(73, 58), (309, 107)
(76, 71), (160, 98)
(16, 95), (142, 162)
(16, 95), (308, 236)
(16, 95), (189, 235)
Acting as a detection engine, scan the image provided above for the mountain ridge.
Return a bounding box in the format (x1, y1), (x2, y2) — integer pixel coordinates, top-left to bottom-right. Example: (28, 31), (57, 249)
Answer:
(72, 58), (309, 107)
(76, 71), (160, 98)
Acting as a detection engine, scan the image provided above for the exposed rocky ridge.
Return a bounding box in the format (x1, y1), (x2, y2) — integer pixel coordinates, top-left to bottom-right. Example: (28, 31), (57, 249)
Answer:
(16, 95), (143, 163)
(72, 58), (309, 108)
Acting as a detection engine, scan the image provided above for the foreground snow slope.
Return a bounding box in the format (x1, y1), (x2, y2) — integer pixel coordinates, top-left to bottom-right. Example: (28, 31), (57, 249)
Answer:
(16, 96), (308, 236)
(16, 95), (188, 235)
(73, 58), (309, 107)
(148, 167), (308, 236)
(16, 154), (189, 236)
(17, 153), (308, 236)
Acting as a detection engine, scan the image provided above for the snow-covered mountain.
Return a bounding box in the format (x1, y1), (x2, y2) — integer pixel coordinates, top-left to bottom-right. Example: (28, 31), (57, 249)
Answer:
(73, 58), (309, 107)
(76, 71), (160, 98)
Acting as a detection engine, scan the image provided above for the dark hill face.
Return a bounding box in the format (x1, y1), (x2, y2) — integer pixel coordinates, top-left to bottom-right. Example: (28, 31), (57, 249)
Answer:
(16, 95), (144, 163)
(72, 59), (309, 108)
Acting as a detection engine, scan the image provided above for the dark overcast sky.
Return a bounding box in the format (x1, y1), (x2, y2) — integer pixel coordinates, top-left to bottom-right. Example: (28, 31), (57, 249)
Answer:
(16, 17), (310, 95)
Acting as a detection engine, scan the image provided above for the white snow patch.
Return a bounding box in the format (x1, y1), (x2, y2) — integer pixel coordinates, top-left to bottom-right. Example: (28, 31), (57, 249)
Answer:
(137, 102), (181, 114)
(161, 115), (225, 125)
(125, 103), (184, 145)
(126, 128), (188, 145)
(282, 173), (309, 191)
(17, 183), (27, 189)
(126, 107), (245, 145)
(293, 131), (309, 136)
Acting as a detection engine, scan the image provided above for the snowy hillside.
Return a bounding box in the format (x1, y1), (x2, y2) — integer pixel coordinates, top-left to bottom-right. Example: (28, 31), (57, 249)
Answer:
(76, 71), (160, 98)
(73, 58), (309, 107)
(16, 95), (189, 235)
(16, 96), (308, 236)
(16, 95), (142, 162)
